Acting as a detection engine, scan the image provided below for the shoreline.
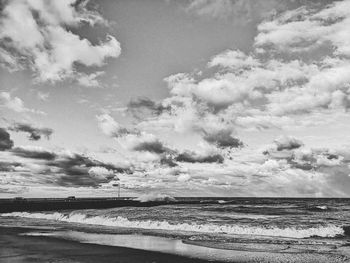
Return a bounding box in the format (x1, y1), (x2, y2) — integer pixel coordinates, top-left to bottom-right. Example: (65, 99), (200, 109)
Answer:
(1, 226), (349, 263)
(0, 226), (225, 263)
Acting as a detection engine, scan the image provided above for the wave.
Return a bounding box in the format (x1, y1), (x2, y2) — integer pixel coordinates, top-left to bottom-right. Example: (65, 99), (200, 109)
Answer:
(135, 193), (176, 203)
(306, 205), (330, 212)
(1, 212), (346, 238)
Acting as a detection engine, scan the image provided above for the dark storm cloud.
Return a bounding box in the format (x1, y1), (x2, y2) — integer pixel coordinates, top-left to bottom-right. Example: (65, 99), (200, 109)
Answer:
(9, 123), (53, 141)
(54, 173), (113, 187)
(132, 139), (170, 154)
(160, 156), (178, 167)
(11, 147), (57, 160)
(203, 129), (243, 148)
(0, 127), (13, 150)
(47, 152), (129, 175)
(5, 146), (131, 187)
(175, 151), (224, 163)
(48, 152), (128, 187)
(127, 97), (170, 119)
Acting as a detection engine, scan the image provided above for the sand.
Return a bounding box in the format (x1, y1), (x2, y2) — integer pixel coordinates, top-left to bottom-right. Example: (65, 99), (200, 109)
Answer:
(1, 226), (349, 263)
(0, 227), (224, 263)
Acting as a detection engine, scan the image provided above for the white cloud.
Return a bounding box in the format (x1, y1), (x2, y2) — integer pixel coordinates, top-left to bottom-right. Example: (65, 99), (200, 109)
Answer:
(208, 50), (260, 70)
(177, 173), (191, 182)
(96, 114), (130, 137)
(157, 0), (350, 135)
(88, 166), (115, 179)
(185, 0), (284, 22)
(0, 92), (27, 113)
(77, 72), (105, 87)
(255, 1), (350, 56)
(0, 0), (121, 83)
(37, 92), (49, 101)
(0, 92), (44, 114)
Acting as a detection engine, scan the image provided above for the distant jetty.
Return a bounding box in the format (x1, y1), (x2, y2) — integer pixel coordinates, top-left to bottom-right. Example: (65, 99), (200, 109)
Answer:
(0, 197), (224, 213)
(0, 197), (176, 213)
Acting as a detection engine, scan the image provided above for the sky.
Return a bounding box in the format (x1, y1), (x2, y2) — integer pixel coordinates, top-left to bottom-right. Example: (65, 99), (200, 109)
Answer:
(1, 0), (350, 198)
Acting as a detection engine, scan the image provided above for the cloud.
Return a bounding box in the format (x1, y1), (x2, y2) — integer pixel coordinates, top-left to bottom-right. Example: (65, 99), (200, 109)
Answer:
(255, 1), (350, 56)
(157, 0), (350, 136)
(2, 145), (130, 188)
(263, 137), (348, 176)
(88, 166), (116, 180)
(9, 123), (53, 141)
(203, 129), (243, 148)
(0, 128), (14, 151)
(127, 97), (170, 119)
(96, 113), (174, 155)
(131, 138), (169, 154)
(10, 146), (56, 160)
(273, 136), (303, 151)
(0, 92), (43, 114)
(175, 151), (224, 163)
(177, 173), (191, 182)
(96, 114), (134, 137)
(0, 0), (121, 83)
(185, 0), (284, 22)
(77, 72), (105, 87)
(37, 92), (49, 101)
(208, 50), (260, 70)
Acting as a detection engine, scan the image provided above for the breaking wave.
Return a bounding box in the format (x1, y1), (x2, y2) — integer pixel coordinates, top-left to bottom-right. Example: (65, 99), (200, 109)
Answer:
(135, 193), (176, 203)
(1, 212), (345, 238)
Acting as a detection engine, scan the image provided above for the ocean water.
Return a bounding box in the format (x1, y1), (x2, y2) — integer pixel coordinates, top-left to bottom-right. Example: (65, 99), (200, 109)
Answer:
(1, 198), (350, 262)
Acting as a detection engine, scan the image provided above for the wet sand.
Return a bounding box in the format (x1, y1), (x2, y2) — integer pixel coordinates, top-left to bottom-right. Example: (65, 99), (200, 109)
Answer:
(0, 227), (224, 263)
(1, 226), (349, 263)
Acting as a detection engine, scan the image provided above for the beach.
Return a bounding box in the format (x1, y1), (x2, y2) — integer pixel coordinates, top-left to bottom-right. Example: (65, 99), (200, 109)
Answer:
(1, 226), (350, 263)
(0, 227), (221, 263)
(1, 198), (350, 263)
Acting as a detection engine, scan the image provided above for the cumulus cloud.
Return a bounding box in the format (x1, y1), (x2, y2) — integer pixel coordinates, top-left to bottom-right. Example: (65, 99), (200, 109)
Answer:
(96, 113), (174, 155)
(0, 0), (121, 83)
(0, 92), (43, 114)
(77, 72), (105, 87)
(131, 137), (169, 154)
(177, 173), (191, 182)
(208, 50), (260, 70)
(203, 129), (243, 148)
(1, 145), (130, 188)
(9, 123), (53, 141)
(0, 128), (13, 151)
(84, 0), (350, 197)
(88, 166), (116, 180)
(263, 137), (348, 178)
(146, 1), (350, 144)
(96, 114), (134, 137)
(255, 1), (350, 55)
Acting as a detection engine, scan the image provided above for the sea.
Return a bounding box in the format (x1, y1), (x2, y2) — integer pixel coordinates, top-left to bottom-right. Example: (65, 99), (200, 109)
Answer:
(1, 197), (350, 262)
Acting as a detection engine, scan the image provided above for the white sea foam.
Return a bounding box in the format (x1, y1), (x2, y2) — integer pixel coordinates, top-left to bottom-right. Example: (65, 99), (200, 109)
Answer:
(135, 193), (175, 202)
(316, 205), (328, 210)
(1, 212), (344, 238)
